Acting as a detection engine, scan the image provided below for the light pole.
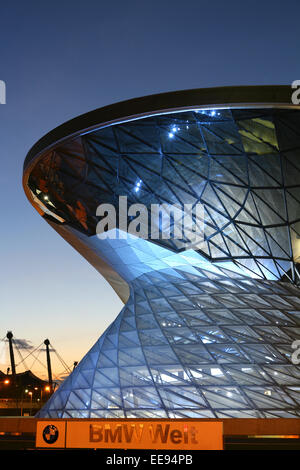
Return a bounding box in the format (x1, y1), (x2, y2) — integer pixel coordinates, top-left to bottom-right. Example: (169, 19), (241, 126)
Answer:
(28, 391), (33, 415)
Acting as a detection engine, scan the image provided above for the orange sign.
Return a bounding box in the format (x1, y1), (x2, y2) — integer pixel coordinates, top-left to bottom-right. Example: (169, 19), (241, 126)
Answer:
(36, 420), (66, 448)
(36, 419), (223, 450)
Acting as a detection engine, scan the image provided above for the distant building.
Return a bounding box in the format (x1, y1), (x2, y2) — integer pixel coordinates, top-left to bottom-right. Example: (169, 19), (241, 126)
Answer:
(0, 370), (51, 416)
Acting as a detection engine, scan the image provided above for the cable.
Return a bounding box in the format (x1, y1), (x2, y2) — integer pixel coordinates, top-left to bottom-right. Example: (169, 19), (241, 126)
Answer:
(13, 340), (29, 371)
(50, 342), (72, 374)
(29, 348), (42, 370)
(15, 341), (44, 367)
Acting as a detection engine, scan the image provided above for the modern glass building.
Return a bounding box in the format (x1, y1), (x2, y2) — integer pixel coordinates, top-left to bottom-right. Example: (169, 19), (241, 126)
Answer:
(23, 86), (300, 418)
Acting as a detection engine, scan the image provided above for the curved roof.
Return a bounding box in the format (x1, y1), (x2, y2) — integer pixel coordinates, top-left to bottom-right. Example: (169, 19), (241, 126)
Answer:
(23, 85), (295, 173)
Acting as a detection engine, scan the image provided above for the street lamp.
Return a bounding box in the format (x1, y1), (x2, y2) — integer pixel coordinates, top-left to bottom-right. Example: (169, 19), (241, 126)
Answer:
(28, 391), (33, 415)
(41, 385), (51, 402)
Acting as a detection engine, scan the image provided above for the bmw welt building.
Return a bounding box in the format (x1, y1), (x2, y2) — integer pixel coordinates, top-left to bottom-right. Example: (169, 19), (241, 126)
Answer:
(23, 86), (300, 419)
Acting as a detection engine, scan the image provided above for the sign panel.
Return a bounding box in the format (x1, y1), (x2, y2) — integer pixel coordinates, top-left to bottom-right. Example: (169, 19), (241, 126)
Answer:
(36, 419), (223, 450)
(36, 420), (66, 448)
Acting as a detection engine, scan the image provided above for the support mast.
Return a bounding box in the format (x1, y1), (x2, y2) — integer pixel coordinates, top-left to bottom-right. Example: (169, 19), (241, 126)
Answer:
(6, 331), (16, 378)
(44, 339), (53, 391)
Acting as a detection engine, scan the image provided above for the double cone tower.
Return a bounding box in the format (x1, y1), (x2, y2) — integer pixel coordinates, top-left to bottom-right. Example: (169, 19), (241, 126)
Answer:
(23, 86), (300, 418)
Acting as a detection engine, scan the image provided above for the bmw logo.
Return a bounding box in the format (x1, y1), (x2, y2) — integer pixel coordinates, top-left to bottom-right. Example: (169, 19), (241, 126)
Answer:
(42, 424), (59, 444)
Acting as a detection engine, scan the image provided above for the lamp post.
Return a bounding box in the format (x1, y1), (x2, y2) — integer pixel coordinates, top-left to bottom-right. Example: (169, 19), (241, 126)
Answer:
(28, 391), (33, 415)
(41, 385), (51, 403)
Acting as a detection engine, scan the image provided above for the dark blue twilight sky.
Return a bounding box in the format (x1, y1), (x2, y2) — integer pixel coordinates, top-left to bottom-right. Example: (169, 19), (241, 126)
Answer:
(0, 0), (299, 376)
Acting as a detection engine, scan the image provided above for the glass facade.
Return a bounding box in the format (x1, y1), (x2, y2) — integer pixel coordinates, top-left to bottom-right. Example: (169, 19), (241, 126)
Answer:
(24, 101), (300, 418)
(28, 107), (300, 282)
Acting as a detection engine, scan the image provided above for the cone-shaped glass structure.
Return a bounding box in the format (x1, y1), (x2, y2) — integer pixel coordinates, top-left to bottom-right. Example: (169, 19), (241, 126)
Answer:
(23, 86), (300, 418)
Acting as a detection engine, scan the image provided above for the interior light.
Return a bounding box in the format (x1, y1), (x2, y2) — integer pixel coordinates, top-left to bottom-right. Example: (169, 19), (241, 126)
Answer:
(134, 179), (142, 193)
(202, 338), (211, 344)
(211, 368), (223, 376)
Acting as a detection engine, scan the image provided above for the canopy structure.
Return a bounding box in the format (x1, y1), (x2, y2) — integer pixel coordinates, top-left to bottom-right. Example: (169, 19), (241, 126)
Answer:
(23, 86), (300, 418)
